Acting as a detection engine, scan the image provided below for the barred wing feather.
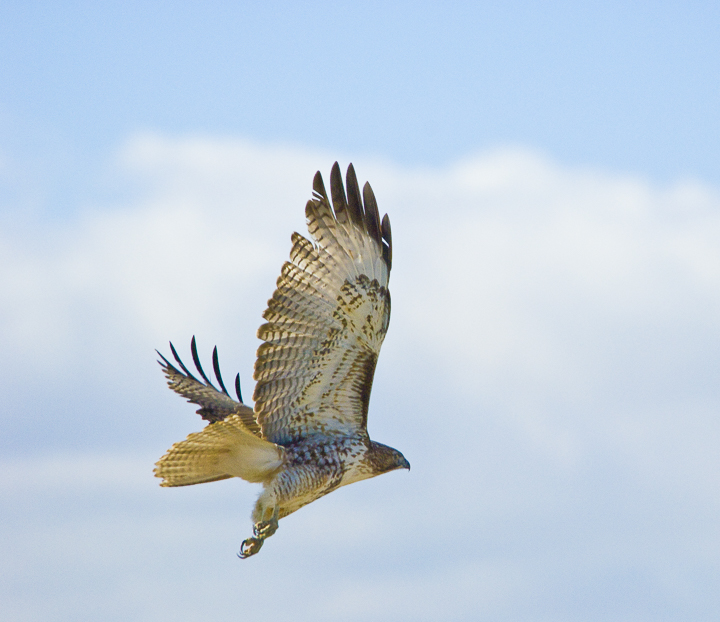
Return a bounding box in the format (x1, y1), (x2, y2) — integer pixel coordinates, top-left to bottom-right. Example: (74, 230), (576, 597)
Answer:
(253, 163), (392, 445)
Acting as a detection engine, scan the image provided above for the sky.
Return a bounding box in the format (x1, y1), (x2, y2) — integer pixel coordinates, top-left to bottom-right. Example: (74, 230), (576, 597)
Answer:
(1, 2), (719, 621)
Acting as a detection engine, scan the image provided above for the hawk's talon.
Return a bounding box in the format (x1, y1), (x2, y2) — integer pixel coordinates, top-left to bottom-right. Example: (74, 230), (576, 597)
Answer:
(238, 537), (264, 559)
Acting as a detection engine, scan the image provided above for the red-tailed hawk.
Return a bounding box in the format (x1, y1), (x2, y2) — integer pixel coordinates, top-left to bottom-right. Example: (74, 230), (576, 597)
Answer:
(155, 163), (409, 558)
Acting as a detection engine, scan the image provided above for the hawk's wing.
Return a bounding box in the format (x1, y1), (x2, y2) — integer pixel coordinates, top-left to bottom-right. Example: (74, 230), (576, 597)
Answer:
(158, 337), (262, 436)
(253, 162), (392, 445)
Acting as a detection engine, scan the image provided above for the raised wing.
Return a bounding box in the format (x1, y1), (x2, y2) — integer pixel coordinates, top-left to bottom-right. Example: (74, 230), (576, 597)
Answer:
(159, 337), (262, 436)
(253, 162), (392, 445)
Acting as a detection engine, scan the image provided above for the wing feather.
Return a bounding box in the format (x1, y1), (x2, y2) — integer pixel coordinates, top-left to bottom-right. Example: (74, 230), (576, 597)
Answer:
(253, 163), (392, 445)
(362, 182), (382, 245)
(344, 164), (365, 229)
(159, 339), (262, 436)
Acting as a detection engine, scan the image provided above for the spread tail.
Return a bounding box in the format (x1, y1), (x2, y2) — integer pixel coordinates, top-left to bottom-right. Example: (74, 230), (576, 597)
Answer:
(154, 415), (284, 487)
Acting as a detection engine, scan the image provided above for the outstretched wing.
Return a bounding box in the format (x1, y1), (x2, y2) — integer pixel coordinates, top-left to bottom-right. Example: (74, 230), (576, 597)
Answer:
(159, 337), (262, 436)
(253, 162), (392, 445)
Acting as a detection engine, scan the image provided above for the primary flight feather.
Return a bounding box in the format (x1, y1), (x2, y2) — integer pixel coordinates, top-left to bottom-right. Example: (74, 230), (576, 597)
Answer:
(154, 163), (409, 558)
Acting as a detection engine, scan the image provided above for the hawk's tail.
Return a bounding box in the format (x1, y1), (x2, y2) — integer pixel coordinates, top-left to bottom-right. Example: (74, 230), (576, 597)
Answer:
(154, 415), (284, 487)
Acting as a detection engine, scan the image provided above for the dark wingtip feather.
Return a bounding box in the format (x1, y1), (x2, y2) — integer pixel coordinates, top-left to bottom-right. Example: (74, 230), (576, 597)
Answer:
(190, 336), (216, 389)
(329, 161), (349, 222)
(312, 170), (328, 201)
(235, 373), (243, 403)
(170, 341), (198, 381)
(362, 181), (382, 245)
(156, 349), (171, 367)
(381, 213), (392, 271)
(212, 346), (230, 396)
(345, 163), (364, 228)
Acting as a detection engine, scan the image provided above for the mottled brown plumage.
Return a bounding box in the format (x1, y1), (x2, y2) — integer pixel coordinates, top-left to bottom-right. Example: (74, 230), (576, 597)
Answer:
(154, 163), (409, 558)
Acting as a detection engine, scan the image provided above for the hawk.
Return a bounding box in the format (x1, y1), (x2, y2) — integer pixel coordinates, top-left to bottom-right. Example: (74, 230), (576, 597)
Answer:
(155, 162), (409, 558)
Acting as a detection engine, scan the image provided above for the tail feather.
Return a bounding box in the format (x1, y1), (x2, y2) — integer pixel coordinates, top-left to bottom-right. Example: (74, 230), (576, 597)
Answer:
(155, 415), (284, 487)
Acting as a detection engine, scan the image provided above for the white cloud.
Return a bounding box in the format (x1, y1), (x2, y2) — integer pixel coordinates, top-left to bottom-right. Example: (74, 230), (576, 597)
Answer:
(1, 134), (719, 620)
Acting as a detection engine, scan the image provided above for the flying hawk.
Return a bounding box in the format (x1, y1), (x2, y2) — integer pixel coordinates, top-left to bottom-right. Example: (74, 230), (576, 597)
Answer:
(155, 162), (409, 558)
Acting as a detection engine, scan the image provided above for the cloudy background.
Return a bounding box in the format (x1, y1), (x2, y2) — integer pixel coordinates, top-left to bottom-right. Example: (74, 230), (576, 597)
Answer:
(1, 2), (719, 621)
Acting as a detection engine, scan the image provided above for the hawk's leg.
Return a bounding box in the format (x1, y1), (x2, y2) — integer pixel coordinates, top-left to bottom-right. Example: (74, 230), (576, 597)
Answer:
(237, 506), (279, 559)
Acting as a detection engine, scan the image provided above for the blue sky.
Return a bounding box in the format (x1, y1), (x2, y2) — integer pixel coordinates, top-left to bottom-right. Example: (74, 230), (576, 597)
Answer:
(1, 3), (720, 621)
(2, 0), (719, 214)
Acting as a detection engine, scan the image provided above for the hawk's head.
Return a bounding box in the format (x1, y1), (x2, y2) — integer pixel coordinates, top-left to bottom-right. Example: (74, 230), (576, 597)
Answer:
(367, 441), (410, 475)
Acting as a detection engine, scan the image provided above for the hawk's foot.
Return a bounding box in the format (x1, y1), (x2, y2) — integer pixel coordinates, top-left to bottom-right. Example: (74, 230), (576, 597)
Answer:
(238, 537), (264, 559)
(253, 515), (279, 539)
(253, 505), (279, 539)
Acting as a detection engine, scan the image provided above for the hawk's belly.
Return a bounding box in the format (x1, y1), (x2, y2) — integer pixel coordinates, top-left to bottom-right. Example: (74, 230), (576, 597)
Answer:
(271, 435), (374, 518)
